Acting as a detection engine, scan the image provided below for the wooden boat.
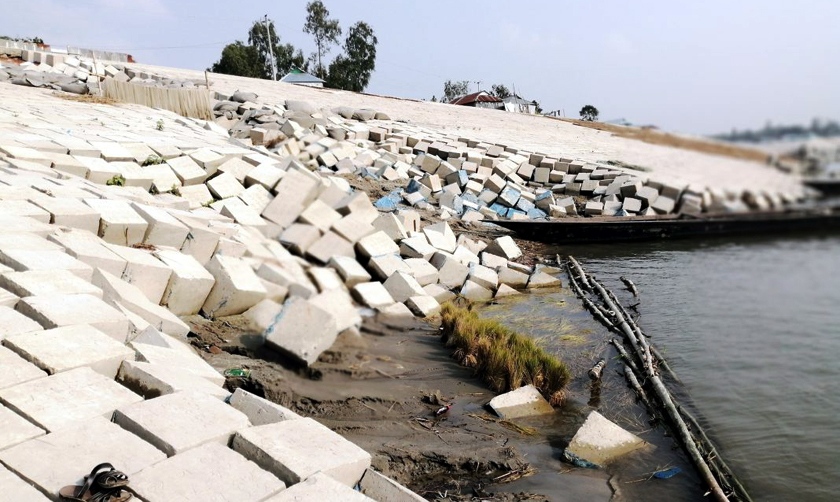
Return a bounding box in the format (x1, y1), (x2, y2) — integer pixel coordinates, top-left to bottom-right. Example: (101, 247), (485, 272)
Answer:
(491, 205), (840, 243)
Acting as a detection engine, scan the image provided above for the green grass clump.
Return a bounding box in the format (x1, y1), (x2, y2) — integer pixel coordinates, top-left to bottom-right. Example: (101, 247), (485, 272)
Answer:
(440, 304), (570, 405)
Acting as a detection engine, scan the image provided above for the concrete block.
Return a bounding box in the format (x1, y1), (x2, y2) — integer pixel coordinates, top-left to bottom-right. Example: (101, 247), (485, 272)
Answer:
(117, 360), (228, 400)
(404, 258), (439, 286)
(114, 391), (250, 456)
(4, 324), (133, 378)
(399, 235), (436, 260)
(372, 213), (408, 241)
(488, 384), (554, 419)
(383, 271), (425, 303)
(48, 230), (127, 277)
(423, 283), (456, 304)
(351, 282), (394, 309)
(179, 184), (214, 208)
(0, 345), (47, 390)
(0, 304), (42, 339)
(0, 404), (45, 451)
(217, 157), (256, 183)
(232, 417), (371, 486)
(207, 172), (246, 200)
(467, 263), (499, 290)
(310, 288), (361, 332)
(622, 197), (642, 213)
(92, 268), (189, 337)
(483, 236), (522, 260)
(565, 411), (647, 465)
(104, 243), (173, 304)
(245, 163), (284, 190)
(585, 201), (604, 216)
(495, 283), (520, 297)
(422, 221), (457, 253)
(369, 254), (411, 280)
(262, 169), (321, 228)
(131, 442), (285, 502)
(238, 183), (274, 214)
(16, 293), (129, 343)
(132, 341), (224, 385)
(166, 155), (208, 185)
(0, 249), (93, 282)
(328, 255), (371, 287)
(430, 252), (469, 289)
(299, 199), (342, 233)
(257, 262), (317, 300)
(460, 280), (493, 301)
(0, 367), (141, 432)
(331, 213), (376, 244)
(527, 271), (561, 289)
(636, 186), (659, 206)
(29, 196), (99, 233)
(229, 388), (301, 425)
(280, 223), (321, 256)
(651, 195), (676, 214)
(84, 199), (148, 245)
(154, 248), (215, 315)
(0, 464), (50, 501)
(243, 299), (283, 333)
(359, 468), (426, 502)
(264, 298), (338, 366)
(131, 203), (189, 248)
(202, 255), (267, 317)
(357, 231), (399, 259)
(267, 472), (373, 501)
(405, 295), (440, 317)
(498, 266), (529, 288)
(0, 417), (165, 499)
(306, 231), (355, 265)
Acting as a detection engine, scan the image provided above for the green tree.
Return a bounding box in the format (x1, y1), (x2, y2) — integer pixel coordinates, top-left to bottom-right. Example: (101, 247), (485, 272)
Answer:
(579, 104), (599, 121)
(248, 19), (306, 79)
(490, 84), (511, 99)
(443, 80), (471, 103)
(325, 21), (378, 92)
(209, 41), (262, 79)
(303, 1), (342, 79)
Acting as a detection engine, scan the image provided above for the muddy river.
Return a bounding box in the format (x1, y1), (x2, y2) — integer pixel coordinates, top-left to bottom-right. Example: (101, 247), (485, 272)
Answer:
(483, 233), (840, 501)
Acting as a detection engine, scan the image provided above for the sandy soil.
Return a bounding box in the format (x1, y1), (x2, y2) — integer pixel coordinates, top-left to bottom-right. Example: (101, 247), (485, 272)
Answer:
(125, 62), (806, 199)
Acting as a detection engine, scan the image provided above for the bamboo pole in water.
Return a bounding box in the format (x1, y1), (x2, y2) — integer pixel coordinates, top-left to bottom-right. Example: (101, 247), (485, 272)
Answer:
(583, 270), (728, 502)
(566, 255), (591, 290)
(623, 363), (652, 409)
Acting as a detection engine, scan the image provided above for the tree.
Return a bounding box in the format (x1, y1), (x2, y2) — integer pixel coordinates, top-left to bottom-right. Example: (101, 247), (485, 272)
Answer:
(579, 105), (599, 121)
(443, 80), (471, 103)
(210, 41), (262, 79)
(490, 84), (511, 99)
(533, 101), (543, 114)
(248, 19), (306, 79)
(325, 21), (378, 92)
(303, 1), (342, 79)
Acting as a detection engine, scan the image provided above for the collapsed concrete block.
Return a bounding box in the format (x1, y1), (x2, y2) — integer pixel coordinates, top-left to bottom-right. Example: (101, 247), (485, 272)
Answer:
(131, 203), (189, 248)
(4, 324), (134, 378)
(460, 280), (493, 301)
(488, 384), (554, 419)
(405, 295), (440, 317)
(357, 231), (400, 258)
(166, 155), (208, 185)
(262, 169), (321, 228)
(423, 283), (456, 304)
(495, 284), (520, 298)
(484, 236), (522, 260)
(0, 249), (93, 281)
(104, 244), (173, 304)
(202, 255), (267, 317)
(30, 196), (100, 233)
(331, 213), (376, 243)
(84, 199), (148, 246)
(0, 345), (47, 390)
(0, 269), (101, 299)
(498, 266), (529, 288)
(0, 418), (165, 499)
(267, 472), (374, 501)
(49, 230), (127, 277)
(310, 288), (361, 332)
(232, 417), (371, 486)
(229, 388), (301, 425)
(280, 223), (321, 255)
(117, 360), (228, 400)
(383, 271), (426, 303)
(422, 221), (457, 253)
(328, 255), (371, 287)
(132, 341), (223, 385)
(404, 257), (439, 286)
(265, 298), (338, 365)
(130, 442), (285, 502)
(243, 299), (284, 332)
(0, 367), (141, 432)
(207, 172), (246, 200)
(369, 254), (411, 280)
(635, 186), (659, 206)
(565, 411), (647, 465)
(299, 199), (342, 232)
(114, 391), (250, 456)
(359, 468), (426, 502)
(527, 271), (562, 289)
(306, 231), (355, 265)
(154, 248), (215, 315)
(430, 252), (469, 289)
(16, 293), (129, 343)
(179, 184), (214, 209)
(651, 195), (676, 214)
(257, 262), (317, 299)
(622, 197), (642, 213)
(399, 235), (436, 260)
(372, 213), (408, 241)
(467, 263), (499, 290)
(352, 282), (394, 309)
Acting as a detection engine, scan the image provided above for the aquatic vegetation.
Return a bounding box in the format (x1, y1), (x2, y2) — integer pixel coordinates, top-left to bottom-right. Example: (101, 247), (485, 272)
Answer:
(440, 304), (570, 405)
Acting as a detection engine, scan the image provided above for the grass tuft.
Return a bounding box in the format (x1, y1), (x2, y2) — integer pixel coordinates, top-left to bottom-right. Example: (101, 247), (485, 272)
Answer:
(440, 304), (570, 405)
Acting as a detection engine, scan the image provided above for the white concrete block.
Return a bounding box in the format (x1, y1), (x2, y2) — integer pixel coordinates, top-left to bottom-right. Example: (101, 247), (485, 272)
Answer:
(262, 169), (321, 228)
(328, 255), (371, 287)
(331, 213), (376, 243)
(207, 172), (246, 200)
(131, 442), (285, 502)
(0, 269), (101, 298)
(356, 231), (399, 259)
(229, 388), (301, 426)
(232, 417), (371, 486)
(4, 324), (134, 378)
(0, 249), (94, 281)
(0, 305), (44, 340)
(0, 418), (165, 499)
(202, 255), (267, 317)
(131, 203), (190, 248)
(16, 293), (129, 343)
(405, 295), (440, 318)
(306, 231), (355, 265)
(422, 221), (457, 253)
(0, 367), (141, 432)
(0, 345), (47, 390)
(114, 391), (250, 456)
(460, 280), (493, 301)
(383, 271), (425, 303)
(488, 384), (555, 419)
(351, 282), (394, 309)
(430, 252), (469, 289)
(104, 243), (173, 304)
(265, 298), (338, 365)
(527, 271), (561, 288)
(0, 464), (50, 501)
(299, 199), (342, 232)
(467, 263), (499, 290)
(0, 404), (45, 451)
(484, 236), (522, 260)
(166, 155), (208, 185)
(565, 411), (647, 465)
(48, 230), (127, 277)
(404, 257), (439, 286)
(423, 283), (456, 304)
(266, 472), (373, 501)
(399, 236), (436, 260)
(368, 254), (411, 280)
(84, 199), (148, 245)
(372, 213), (408, 241)
(359, 468), (426, 502)
(132, 342), (224, 386)
(29, 196), (100, 233)
(117, 360), (228, 400)
(179, 184), (214, 208)
(309, 288), (361, 332)
(153, 248), (215, 315)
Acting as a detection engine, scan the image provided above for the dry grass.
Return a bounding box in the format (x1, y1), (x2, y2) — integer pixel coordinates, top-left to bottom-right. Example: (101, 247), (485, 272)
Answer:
(440, 304), (570, 405)
(54, 93), (117, 105)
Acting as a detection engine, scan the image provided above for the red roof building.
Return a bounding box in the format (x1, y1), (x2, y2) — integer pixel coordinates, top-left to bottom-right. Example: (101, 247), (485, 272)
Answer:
(450, 91), (504, 109)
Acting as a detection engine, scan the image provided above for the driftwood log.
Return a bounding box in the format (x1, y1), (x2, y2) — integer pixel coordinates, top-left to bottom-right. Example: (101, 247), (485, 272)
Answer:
(588, 359), (606, 380)
(620, 276), (639, 296)
(623, 364), (652, 409)
(567, 255), (591, 290)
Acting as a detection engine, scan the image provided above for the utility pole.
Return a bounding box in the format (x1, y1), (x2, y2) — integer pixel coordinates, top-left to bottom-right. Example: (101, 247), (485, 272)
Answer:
(264, 15), (277, 80)
(474, 80), (482, 93)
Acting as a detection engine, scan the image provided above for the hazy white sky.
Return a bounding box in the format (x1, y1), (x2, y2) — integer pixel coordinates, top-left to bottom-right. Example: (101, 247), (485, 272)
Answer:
(4, 0), (838, 134)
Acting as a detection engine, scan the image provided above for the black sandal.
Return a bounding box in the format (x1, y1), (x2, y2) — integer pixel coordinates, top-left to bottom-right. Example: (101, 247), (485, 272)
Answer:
(59, 464), (132, 502)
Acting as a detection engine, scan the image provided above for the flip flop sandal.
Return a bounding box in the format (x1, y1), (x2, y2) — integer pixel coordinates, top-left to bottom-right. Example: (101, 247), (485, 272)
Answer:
(59, 464), (131, 501)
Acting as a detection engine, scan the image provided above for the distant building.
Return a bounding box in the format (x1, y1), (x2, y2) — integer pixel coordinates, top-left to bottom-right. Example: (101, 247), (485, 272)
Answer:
(502, 95), (537, 114)
(280, 69), (324, 88)
(450, 91), (503, 110)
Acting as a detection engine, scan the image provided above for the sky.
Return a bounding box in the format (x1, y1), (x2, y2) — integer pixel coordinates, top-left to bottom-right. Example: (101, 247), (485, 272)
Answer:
(4, 0), (839, 135)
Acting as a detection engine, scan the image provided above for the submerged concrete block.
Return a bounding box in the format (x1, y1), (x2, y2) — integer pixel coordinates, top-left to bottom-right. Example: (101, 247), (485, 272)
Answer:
(0, 418), (165, 499)
(4, 324), (134, 378)
(130, 442), (285, 502)
(565, 411), (647, 465)
(114, 391), (250, 456)
(232, 417), (371, 486)
(265, 298), (338, 366)
(488, 384), (554, 419)
(0, 367), (141, 432)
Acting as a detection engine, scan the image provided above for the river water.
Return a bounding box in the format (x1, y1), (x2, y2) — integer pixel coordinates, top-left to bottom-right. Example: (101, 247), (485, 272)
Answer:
(497, 233), (840, 501)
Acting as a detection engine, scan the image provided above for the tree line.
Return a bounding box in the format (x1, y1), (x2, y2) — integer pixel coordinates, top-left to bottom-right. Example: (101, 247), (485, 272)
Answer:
(209, 1), (377, 92)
